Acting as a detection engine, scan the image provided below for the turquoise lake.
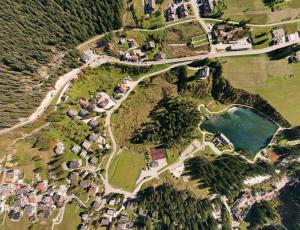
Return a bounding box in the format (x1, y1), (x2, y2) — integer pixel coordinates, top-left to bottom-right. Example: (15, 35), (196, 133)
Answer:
(201, 107), (279, 155)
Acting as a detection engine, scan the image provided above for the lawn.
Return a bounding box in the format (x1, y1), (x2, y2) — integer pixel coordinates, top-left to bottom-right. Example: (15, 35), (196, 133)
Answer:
(108, 150), (145, 192)
(194, 146), (218, 161)
(222, 55), (300, 125)
(54, 201), (84, 230)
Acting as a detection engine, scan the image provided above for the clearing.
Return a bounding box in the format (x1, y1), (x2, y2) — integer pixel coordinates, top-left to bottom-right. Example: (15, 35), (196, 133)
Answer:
(221, 55), (300, 125)
(108, 150), (145, 192)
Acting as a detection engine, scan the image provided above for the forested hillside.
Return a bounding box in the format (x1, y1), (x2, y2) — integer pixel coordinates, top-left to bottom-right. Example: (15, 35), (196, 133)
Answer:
(0, 0), (123, 129)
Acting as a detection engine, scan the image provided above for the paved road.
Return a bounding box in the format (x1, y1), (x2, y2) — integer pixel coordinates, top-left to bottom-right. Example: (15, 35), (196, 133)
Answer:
(1, 36), (298, 136)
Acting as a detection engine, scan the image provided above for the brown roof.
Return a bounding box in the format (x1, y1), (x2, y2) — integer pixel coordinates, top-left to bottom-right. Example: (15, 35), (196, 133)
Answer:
(79, 98), (89, 108)
(268, 151), (280, 162)
(150, 148), (165, 161)
(119, 84), (127, 93)
(99, 98), (109, 108)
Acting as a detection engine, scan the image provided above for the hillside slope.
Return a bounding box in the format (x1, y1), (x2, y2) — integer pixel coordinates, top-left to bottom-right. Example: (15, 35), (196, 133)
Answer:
(0, 0), (123, 129)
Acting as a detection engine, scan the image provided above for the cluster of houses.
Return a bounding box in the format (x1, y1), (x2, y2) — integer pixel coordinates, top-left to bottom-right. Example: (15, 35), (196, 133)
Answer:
(211, 23), (249, 44)
(232, 176), (290, 222)
(271, 28), (300, 45)
(164, 0), (191, 22)
(118, 38), (166, 63)
(0, 177), (67, 222)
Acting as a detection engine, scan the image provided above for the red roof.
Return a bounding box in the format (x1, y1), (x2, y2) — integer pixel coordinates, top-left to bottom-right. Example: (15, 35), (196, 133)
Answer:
(35, 182), (46, 192)
(150, 148), (165, 161)
(268, 151), (280, 162)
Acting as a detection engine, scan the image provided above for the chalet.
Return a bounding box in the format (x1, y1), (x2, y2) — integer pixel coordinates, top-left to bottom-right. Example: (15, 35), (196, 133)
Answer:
(145, 40), (155, 50)
(68, 172), (78, 183)
(198, 0), (216, 16)
(100, 218), (110, 226)
(197, 66), (210, 79)
(67, 109), (78, 118)
(165, 6), (176, 22)
(54, 142), (65, 154)
(87, 103), (96, 112)
(92, 201), (101, 210)
(88, 186), (98, 195)
(177, 4), (188, 18)
(88, 120), (100, 129)
(98, 98), (110, 108)
(79, 98), (89, 108)
(154, 52), (166, 61)
(82, 141), (92, 151)
(272, 28), (285, 44)
(80, 180), (89, 189)
(132, 49), (148, 62)
(81, 213), (89, 224)
(88, 133), (99, 142)
(79, 150), (87, 158)
(213, 133), (234, 148)
(119, 214), (129, 222)
(71, 145), (81, 154)
(150, 148), (166, 162)
(53, 193), (65, 208)
(89, 157), (97, 166)
(35, 181), (47, 193)
(80, 49), (94, 63)
(106, 208), (116, 216)
(79, 109), (89, 118)
(67, 160), (81, 170)
(128, 39), (138, 48)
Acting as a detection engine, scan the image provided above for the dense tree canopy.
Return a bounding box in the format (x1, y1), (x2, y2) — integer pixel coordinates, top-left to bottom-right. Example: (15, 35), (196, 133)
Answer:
(136, 184), (218, 230)
(0, 0), (123, 128)
(184, 155), (275, 199)
(131, 97), (201, 147)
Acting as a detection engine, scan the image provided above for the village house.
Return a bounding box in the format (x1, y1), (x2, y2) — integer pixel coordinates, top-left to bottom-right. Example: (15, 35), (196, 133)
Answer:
(88, 185), (98, 196)
(71, 145), (81, 154)
(82, 141), (92, 151)
(155, 52), (166, 61)
(272, 28), (285, 44)
(87, 103), (96, 112)
(67, 160), (82, 170)
(165, 5), (176, 22)
(79, 150), (88, 158)
(128, 39), (138, 49)
(132, 49), (148, 62)
(54, 142), (65, 155)
(79, 109), (89, 118)
(79, 98), (89, 108)
(106, 208), (116, 216)
(88, 119), (100, 129)
(92, 200), (101, 210)
(119, 214), (129, 223)
(35, 181), (47, 193)
(144, 40), (155, 50)
(196, 66), (210, 79)
(68, 172), (78, 183)
(212, 133), (234, 149)
(67, 109), (78, 118)
(177, 4), (188, 18)
(198, 0), (216, 16)
(80, 49), (94, 63)
(89, 157), (97, 166)
(88, 133), (99, 142)
(80, 180), (89, 190)
(100, 218), (110, 226)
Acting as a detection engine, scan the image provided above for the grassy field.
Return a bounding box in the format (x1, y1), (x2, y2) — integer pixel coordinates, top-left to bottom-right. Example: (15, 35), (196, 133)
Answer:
(54, 201), (84, 230)
(222, 0), (300, 24)
(221, 55), (300, 125)
(108, 150), (145, 191)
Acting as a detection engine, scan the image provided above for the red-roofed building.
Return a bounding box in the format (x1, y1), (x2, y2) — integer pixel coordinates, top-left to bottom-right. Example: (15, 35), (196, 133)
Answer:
(35, 182), (47, 193)
(79, 98), (89, 108)
(268, 151), (280, 162)
(88, 186), (98, 196)
(150, 148), (165, 161)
